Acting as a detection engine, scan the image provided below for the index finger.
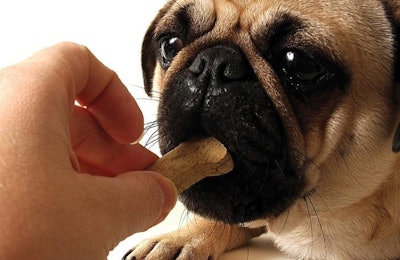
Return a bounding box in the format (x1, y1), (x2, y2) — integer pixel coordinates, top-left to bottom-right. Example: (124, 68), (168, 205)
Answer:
(37, 42), (144, 144)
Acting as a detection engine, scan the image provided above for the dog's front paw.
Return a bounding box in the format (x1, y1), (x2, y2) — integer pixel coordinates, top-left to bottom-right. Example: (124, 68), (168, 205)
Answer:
(122, 218), (266, 260)
(123, 233), (223, 260)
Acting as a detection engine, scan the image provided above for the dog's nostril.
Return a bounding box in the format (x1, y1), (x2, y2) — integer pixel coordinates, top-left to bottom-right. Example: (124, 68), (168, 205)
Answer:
(223, 62), (246, 80)
(190, 56), (206, 75)
(189, 45), (252, 82)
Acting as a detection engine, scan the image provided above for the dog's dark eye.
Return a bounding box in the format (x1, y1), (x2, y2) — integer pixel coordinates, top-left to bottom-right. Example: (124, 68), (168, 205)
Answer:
(278, 49), (334, 92)
(159, 36), (183, 69)
(282, 51), (323, 81)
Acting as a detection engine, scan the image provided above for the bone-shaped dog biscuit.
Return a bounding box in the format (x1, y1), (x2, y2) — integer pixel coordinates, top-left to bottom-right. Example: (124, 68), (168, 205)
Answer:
(146, 137), (234, 193)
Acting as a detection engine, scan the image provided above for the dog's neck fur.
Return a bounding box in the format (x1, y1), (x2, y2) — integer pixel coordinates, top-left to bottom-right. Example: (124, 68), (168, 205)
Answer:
(273, 178), (400, 260)
(247, 145), (400, 260)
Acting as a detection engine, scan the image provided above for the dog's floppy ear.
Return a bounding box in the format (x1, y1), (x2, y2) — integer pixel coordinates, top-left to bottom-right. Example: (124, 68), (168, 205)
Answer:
(141, 3), (173, 97)
(382, 0), (400, 79)
(381, 0), (400, 152)
(141, 20), (158, 97)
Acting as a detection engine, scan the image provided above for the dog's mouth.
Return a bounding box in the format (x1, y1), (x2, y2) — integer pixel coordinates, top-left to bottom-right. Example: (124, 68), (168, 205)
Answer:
(157, 45), (304, 224)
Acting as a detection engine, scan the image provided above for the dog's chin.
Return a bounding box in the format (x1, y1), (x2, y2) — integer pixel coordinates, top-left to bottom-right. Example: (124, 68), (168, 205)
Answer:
(179, 152), (302, 224)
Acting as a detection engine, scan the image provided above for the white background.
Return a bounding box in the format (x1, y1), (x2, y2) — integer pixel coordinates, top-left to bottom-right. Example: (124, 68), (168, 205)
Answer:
(0, 1), (292, 259)
(0, 0), (163, 84)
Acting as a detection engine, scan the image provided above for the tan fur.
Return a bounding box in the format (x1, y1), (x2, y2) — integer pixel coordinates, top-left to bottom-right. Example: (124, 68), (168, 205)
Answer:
(131, 217), (265, 259)
(128, 0), (400, 259)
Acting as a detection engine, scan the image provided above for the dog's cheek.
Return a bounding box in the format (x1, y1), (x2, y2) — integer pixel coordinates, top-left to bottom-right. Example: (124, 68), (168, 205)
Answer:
(285, 88), (345, 158)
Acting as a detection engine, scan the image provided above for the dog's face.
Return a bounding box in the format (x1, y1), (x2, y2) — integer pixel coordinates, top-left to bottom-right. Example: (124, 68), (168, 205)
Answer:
(142, 0), (400, 224)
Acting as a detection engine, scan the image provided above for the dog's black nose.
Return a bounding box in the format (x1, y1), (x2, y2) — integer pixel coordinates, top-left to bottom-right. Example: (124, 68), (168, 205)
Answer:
(189, 45), (252, 82)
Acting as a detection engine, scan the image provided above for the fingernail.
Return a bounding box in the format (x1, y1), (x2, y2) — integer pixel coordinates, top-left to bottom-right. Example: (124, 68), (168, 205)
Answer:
(69, 149), (81, 172)
(130, 128), (145, 145)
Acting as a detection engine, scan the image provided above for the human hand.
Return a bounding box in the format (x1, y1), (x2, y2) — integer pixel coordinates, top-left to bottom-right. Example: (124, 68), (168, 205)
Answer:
(0, 42), (177, 259)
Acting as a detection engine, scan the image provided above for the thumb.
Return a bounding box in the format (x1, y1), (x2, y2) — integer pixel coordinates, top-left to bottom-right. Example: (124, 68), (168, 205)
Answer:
(114, 171), (178, 232)
(77, 171), (177, 251)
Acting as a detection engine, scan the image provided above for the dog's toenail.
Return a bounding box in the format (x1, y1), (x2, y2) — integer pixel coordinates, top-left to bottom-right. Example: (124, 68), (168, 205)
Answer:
(121, 249), (134, 260)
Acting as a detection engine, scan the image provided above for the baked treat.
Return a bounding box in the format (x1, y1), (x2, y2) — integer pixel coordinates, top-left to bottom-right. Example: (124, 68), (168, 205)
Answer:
(146, 138), (233, 193)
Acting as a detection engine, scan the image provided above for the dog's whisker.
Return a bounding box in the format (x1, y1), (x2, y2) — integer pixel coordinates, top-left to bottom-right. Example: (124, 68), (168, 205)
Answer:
(274, 159), (284, 175)
(144, 137), (160, 150)
(142, 120), (158, 133)
(142, 122), (159, 146)
(307, 196), (328, 259)
(186, 212), (200, 236)
(144, 120), (158, 132)
(275, 206), (291, 239)
(313, 190), (332, 214)
(148, 89), (162, 98)
(145, 127), (159, 141)
(304, 196), (314, 257)
(135, 97), (160, 102)
(178, 208), (192, 230)
(145, 132), (159, 144)
(144, 119), (158, 125)
(126, 83), (162, 100)
(143, 125), (158, 135)
(143, 136), (159, 147)
(126, 83), (145, 90)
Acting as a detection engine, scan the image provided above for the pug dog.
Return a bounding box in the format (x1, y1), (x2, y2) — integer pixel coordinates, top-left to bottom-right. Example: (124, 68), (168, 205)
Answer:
(124, 0), (400, 259)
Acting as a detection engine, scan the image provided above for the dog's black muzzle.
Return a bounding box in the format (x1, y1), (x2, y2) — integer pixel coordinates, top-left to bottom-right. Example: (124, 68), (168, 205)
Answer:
(158, 44), (304, 223)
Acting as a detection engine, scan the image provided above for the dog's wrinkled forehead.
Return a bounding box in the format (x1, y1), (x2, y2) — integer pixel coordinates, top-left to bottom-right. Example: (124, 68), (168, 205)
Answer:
(153, 0), (394, 98)
(155, 0), (332, 45)
(154, 0), (391, 50)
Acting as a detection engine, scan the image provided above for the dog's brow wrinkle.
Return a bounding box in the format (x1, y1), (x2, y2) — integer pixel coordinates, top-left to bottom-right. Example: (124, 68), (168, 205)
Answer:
(265, 13), (303, 47)
(160, 0), (217, 42)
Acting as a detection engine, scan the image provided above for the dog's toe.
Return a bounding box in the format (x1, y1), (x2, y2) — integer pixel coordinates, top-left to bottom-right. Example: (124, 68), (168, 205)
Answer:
(124, 237), (218, 260)
(122, 239), (157, 260)
(123, 219), (261, 259)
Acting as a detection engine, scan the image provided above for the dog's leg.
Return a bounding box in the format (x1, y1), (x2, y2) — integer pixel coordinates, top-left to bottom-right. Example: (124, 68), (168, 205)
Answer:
(123, 216), (266, 260)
